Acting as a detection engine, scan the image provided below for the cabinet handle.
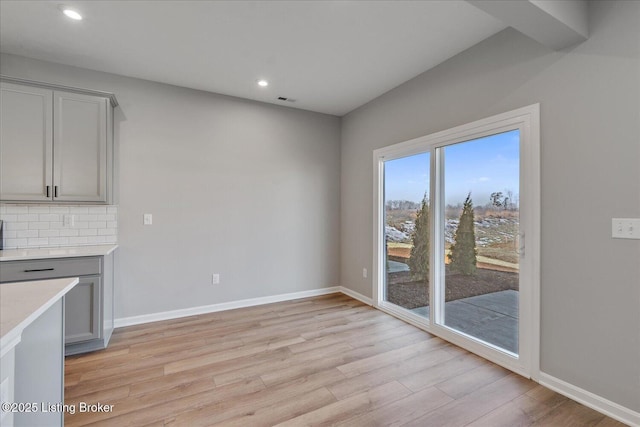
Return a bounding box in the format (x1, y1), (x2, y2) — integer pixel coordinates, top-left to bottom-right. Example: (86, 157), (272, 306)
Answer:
(24, 268), (55, 272)
(46, 185), (50, 197)
(54, 186), (59, 198)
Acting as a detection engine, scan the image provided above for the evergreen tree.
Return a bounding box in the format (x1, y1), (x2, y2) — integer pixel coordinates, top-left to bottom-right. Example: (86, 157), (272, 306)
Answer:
(408, 193), (429, 283)
(448, 193), (477, 275)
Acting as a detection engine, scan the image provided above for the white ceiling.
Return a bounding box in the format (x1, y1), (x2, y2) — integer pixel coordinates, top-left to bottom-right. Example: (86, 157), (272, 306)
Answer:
(0, 1), (507, 116)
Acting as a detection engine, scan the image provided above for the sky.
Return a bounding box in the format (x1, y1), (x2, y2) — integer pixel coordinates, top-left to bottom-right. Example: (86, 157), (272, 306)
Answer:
(384, 130), (520, 207)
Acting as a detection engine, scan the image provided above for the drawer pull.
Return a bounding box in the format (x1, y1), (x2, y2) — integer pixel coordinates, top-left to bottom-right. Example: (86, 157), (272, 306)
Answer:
(23, 268), (55, 273)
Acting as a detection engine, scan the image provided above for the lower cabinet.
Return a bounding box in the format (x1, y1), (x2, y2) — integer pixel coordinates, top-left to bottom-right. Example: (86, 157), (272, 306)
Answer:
(65, 275), (101, 344)
(0, 253), (114, 355)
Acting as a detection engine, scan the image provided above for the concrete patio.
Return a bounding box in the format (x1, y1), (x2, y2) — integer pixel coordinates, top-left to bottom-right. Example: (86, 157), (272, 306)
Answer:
(411, 290), (518, 353)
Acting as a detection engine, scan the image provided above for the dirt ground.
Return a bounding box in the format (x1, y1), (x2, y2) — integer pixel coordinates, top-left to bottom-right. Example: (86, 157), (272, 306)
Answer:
(386, 266), (518, 309)
(388, 246), (412, 258)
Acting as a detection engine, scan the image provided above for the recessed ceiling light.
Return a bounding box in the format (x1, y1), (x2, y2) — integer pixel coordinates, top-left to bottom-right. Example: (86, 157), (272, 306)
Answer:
(257, 80), (269, 87)
(61, 7), (83, 20)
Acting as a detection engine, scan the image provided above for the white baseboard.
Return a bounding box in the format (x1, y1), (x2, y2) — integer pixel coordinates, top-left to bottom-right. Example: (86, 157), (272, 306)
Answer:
(114, 286), (342, 328)
(114, 286), (374, 329)
(539, 372), (640, 426)
(338, 286), (373, 306)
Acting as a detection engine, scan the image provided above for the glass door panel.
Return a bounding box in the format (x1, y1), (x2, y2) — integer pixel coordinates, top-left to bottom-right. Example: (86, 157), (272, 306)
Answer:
(440, 130), (520, 354)
(383, 152), (430, 318)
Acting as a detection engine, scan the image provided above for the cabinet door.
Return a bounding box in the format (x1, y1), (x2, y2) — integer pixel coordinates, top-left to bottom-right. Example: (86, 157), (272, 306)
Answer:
(65, 275), (102, 344)
(53, 91), (108, 202)
(0, 82), (53, 201)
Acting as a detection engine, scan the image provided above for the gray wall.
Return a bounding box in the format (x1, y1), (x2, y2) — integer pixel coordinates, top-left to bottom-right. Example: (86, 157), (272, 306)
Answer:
(1, 53), (341, 318)
(340, 0), (639, 412)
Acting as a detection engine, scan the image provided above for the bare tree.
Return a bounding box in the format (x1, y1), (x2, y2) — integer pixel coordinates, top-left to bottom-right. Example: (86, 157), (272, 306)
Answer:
(490, 192), (504, 209)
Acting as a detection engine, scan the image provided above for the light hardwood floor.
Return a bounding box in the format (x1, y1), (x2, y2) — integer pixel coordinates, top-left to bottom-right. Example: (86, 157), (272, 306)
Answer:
(64, 293), (625, 426)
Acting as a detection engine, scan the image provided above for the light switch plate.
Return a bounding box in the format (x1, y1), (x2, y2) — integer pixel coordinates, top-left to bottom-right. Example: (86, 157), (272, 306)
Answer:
(612, 218), (640, 239)
(143, 213), (153, 225)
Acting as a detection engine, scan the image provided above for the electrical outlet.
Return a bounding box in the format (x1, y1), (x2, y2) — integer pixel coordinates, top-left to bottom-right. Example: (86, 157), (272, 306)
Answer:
(211, 273), (220, 285)
(63, 214), (75, 227)
(612, 218), (640, 239)
(362, 268), (368, 278)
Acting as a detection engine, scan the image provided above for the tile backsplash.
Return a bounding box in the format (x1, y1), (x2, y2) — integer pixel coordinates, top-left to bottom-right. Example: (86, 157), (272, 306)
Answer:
(0, 204), (118, 249)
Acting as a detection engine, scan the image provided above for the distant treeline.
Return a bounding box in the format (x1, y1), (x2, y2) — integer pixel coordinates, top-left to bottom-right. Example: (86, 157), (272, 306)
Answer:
(386, 200), (420, 210)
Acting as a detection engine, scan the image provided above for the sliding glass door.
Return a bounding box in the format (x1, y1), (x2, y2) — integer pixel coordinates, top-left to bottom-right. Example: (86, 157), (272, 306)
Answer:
(382, 153), (430, 319)
(438, 131), (520, 355)
(375, 105), (539, 378)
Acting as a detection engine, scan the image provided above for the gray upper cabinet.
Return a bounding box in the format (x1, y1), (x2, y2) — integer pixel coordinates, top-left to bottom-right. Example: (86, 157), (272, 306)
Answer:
(0, 82), (53, 201)
(53, 91), (108, 202)
(0, 77), (117, 204)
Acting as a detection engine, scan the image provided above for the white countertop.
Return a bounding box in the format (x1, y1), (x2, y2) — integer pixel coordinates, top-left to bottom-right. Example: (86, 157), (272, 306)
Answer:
(1, 277), (79, 356)
(0, 244), (118, 261)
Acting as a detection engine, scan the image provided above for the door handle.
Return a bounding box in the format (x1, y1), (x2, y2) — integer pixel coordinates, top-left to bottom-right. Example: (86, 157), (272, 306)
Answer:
(54, 186), (59, 198)
(24, 268), (55, 272)
(46, 185), (50, 197)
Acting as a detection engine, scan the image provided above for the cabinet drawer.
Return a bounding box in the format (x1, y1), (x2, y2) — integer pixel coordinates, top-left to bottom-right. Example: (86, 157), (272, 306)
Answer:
(0, 257), (101, 283)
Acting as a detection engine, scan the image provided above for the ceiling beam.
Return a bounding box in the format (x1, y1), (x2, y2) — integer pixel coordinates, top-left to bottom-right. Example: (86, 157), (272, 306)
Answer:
(467, 0), (588, 50)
